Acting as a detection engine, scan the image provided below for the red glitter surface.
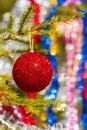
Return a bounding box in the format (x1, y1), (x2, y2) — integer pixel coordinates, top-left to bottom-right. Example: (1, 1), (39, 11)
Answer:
(12, 52), (52, 92)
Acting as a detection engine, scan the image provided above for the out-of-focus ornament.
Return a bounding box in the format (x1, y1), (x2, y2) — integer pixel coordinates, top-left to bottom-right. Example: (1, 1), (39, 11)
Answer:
(82, 82), (87, 101)
(40, 113), (46, 122)
(41, 0), (60, 126)
(57, 0), (65, 6)
(82, 72), (87, 79)
(78, 10), (87, 130)
(50, 0), (57, 5)
(46, 111), (58, 126)
(3, 105), (36, 125)
(12, 52), (52, 92)
(50, 42), (59, 55)
(22, 113), (36, 125)
(29, 0), (40, 25)
(29, 0), (41, 43)
(27, 92), (37, 99)
(64, 18), (83, 130)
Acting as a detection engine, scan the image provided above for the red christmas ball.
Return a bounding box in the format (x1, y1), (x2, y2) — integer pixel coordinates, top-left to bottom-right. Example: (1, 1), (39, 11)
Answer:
(12, 52), (52, 92)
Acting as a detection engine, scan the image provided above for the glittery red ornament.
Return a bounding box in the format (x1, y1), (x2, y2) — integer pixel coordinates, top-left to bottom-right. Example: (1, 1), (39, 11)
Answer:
(12, 52), (52, 92)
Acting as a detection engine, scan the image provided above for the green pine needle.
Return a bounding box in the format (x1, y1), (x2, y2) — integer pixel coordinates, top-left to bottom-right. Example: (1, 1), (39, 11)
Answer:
(18, 5), (34, 34)
(4, 14), (14, 33)
(0, 74), (63, 116)
(0, 4), (82, 45)
(31, 13), (82, 31)
(0, 83), (62, 116)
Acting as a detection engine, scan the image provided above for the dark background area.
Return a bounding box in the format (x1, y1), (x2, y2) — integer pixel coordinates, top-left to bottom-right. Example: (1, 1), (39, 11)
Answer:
(82, 0), (87, 4)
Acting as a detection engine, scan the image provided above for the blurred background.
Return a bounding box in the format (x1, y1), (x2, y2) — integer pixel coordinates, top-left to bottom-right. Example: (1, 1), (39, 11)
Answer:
(0, 0), (87, 130)
(0, 0), (87, 20)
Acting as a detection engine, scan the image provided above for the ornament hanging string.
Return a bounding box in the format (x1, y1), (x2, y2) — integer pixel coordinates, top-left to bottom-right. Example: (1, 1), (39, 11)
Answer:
(29, 28), (34, 52)
(29, 37), (34, 52)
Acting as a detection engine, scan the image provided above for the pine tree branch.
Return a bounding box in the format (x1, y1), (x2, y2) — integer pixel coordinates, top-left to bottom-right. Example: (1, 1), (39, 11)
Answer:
(0, 33), (18, 43)
(31, 13), (82, 31)
(0, 84), (63, 116)
(12, 37), (29, 44)
(0, 10), (82, 44)
(0, 75), (12, 86)
(4, 14), (14, 33)
(0, 49), (29, 57)
(0, 74), (63, 115)
(0, 5), (34, 43)
(32, 30), (62, 36)
(0, 27), (7, 34)
(18, 5), (34, 34)
(6, 55), (15, 63)
(0, 16), (12, 32)
(17, 28), (62, 37)
(0, 48), (49, 57)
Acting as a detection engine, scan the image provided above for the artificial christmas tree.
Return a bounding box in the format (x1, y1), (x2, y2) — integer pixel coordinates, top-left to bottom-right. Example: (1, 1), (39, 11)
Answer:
(0, 0), (86, 130)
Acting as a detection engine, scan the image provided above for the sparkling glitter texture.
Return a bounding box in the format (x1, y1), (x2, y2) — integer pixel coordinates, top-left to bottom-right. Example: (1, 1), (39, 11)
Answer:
(12, 52), (52, 92)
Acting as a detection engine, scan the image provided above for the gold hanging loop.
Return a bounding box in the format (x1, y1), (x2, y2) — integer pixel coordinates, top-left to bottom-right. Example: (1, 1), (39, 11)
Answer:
(29, 28), (34, 52)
